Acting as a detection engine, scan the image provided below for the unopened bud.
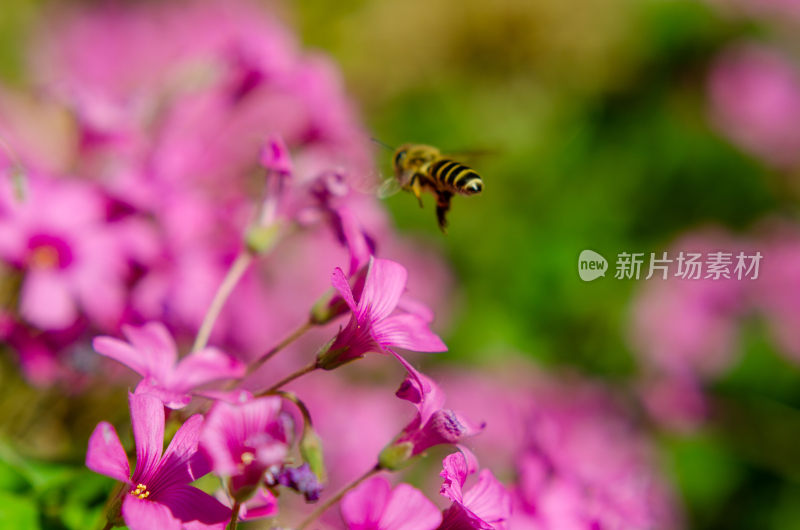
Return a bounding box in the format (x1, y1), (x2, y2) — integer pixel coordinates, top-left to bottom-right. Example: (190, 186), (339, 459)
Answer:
(245, 223), (281, 255)
(300, 428), (327, 483)
(378, 441), (414, 471)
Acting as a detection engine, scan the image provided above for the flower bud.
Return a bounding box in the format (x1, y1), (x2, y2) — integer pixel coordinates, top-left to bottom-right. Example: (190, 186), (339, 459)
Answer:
(378, 441), (414, 471)
(299, 427), (327, 483)
(245, 223), (281, 255)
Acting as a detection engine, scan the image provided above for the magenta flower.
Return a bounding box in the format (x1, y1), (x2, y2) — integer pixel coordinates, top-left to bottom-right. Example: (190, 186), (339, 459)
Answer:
(379, 365), (483, 470)
(340, 475), (442, 530)
(93, 322), (246, 409)
(318, 257), (447, 369)
(0, 176), (128, 330)
(439, 451), (511, 530)
(199, 395), (288, 499)
(86, 392), (230, 530)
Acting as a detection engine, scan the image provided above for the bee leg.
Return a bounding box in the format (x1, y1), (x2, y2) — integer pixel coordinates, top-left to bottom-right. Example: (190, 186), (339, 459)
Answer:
(435, 191), (453, 234)
(410, 174), (424, 207)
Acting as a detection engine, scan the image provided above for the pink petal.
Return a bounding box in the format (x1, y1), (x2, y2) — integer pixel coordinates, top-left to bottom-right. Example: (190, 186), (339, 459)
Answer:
(394, 361), (446, 429)
(331, 267), (358, 313)
(340, 475), (391, 527)
(93, 337), (151, 378)
(380, 483), (442, 530)
(336, 206), (371, 276)
(134, 380), (192, 410)
(461, 469), (512, 527)
(170, 347), (246, 391)
(161, 414), (205, 481)
(358, 258), (407, 321)
(240, 489), (278, 520)
(373, 314), (447, 353)
(122, 322), (178, 371)
(158, 485), (231, 528)
(20, 270), (77, 329)
(86, 421), (131, 483)
(122, 496), (182, 530)
(129, 392), (165, 484)
(397, 296), (435, 323)
(440, 451), (474, 504)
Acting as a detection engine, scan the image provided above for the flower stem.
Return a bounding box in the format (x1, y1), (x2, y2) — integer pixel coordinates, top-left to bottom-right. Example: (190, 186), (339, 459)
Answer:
(192, 251), (254, 352)
(228, 500), (241, 530)
(246, 320), (313, 376)
(256, 362), (318, 396)
(296, 465), (380, 530)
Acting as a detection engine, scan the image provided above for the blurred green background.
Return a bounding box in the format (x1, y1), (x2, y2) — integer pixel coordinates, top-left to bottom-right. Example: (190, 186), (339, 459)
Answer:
(3, 0), (800, 529)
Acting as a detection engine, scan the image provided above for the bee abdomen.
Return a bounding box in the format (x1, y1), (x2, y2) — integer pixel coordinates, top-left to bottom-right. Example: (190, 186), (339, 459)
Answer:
(429, 159), (483, 194)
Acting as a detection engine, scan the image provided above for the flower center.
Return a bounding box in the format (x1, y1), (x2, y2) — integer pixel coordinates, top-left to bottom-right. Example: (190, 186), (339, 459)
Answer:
(241, 451), (255, 465)
(130, 483), (151, 500)
(29, 245), (60, 269)
(26, 234), (73, 270)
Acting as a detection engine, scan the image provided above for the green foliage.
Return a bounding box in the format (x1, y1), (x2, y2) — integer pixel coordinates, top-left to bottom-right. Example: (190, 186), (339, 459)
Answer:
(0, 440), (109, 529)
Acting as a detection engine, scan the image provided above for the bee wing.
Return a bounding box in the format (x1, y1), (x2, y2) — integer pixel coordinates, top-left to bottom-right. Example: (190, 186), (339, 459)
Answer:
(377, 175), (403, 199)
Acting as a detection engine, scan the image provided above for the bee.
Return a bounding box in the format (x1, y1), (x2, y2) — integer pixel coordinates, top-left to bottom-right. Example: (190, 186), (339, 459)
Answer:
(378, 143), (484, 233)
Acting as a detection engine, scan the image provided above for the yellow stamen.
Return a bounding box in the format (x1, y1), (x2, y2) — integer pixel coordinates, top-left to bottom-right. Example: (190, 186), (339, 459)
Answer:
(241, 451), (255, 465)
(130, 483), (151, 500)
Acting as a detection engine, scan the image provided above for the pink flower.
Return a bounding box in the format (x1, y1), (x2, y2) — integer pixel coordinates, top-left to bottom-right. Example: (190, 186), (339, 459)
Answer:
(628, 231), (744, 378)
(708, 43), (800, 169)
(340, 475), (442, 530)
(93, 322), (246, 409)
(441, 370), (682, 529)
(199, 395), (289, 499)
(318, 257), (447, 369)
(380, 366), (484, 469)
(439, 451), (512, 530)
(0, 176), (128, 330)
(86, 392), (230, 530)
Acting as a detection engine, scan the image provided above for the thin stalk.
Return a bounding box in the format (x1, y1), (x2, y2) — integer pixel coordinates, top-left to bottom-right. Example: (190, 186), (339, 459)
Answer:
(256, 362), (318, 396)
(227, 501), (241, 530)
(296, 466), (380, 530)
(192, 251), (253, 352)
(246, 320), (313, 376)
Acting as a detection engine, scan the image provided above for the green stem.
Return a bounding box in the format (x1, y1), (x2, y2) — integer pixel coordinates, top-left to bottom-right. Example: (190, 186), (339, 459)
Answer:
(228, 500), (241, 530)
(296, 466), (380, 530)
(256, 362), (318, 396)
(246, 320), (313, 376)
(192, 251), (254, 352)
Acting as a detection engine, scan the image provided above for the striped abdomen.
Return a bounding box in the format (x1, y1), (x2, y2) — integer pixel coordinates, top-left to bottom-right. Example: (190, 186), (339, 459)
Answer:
(427, 158), (484, 195)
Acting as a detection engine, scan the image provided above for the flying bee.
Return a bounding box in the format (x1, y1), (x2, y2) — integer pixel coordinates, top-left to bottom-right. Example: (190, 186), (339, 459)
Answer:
(377, 143), (484, 233)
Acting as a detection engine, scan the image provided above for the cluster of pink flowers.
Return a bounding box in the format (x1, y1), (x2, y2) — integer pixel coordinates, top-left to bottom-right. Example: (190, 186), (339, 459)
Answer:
(0, 1), (685, 528)
(0, 0), (450, 386)
(629, 223), (800, 430)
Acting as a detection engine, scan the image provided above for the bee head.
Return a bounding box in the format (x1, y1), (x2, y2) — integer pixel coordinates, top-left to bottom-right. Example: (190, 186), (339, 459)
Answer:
(393, 147), (409, 171)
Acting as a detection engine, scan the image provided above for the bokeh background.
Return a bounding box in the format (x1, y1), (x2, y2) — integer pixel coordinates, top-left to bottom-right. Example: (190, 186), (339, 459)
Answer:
(2, 0), (800, 529)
